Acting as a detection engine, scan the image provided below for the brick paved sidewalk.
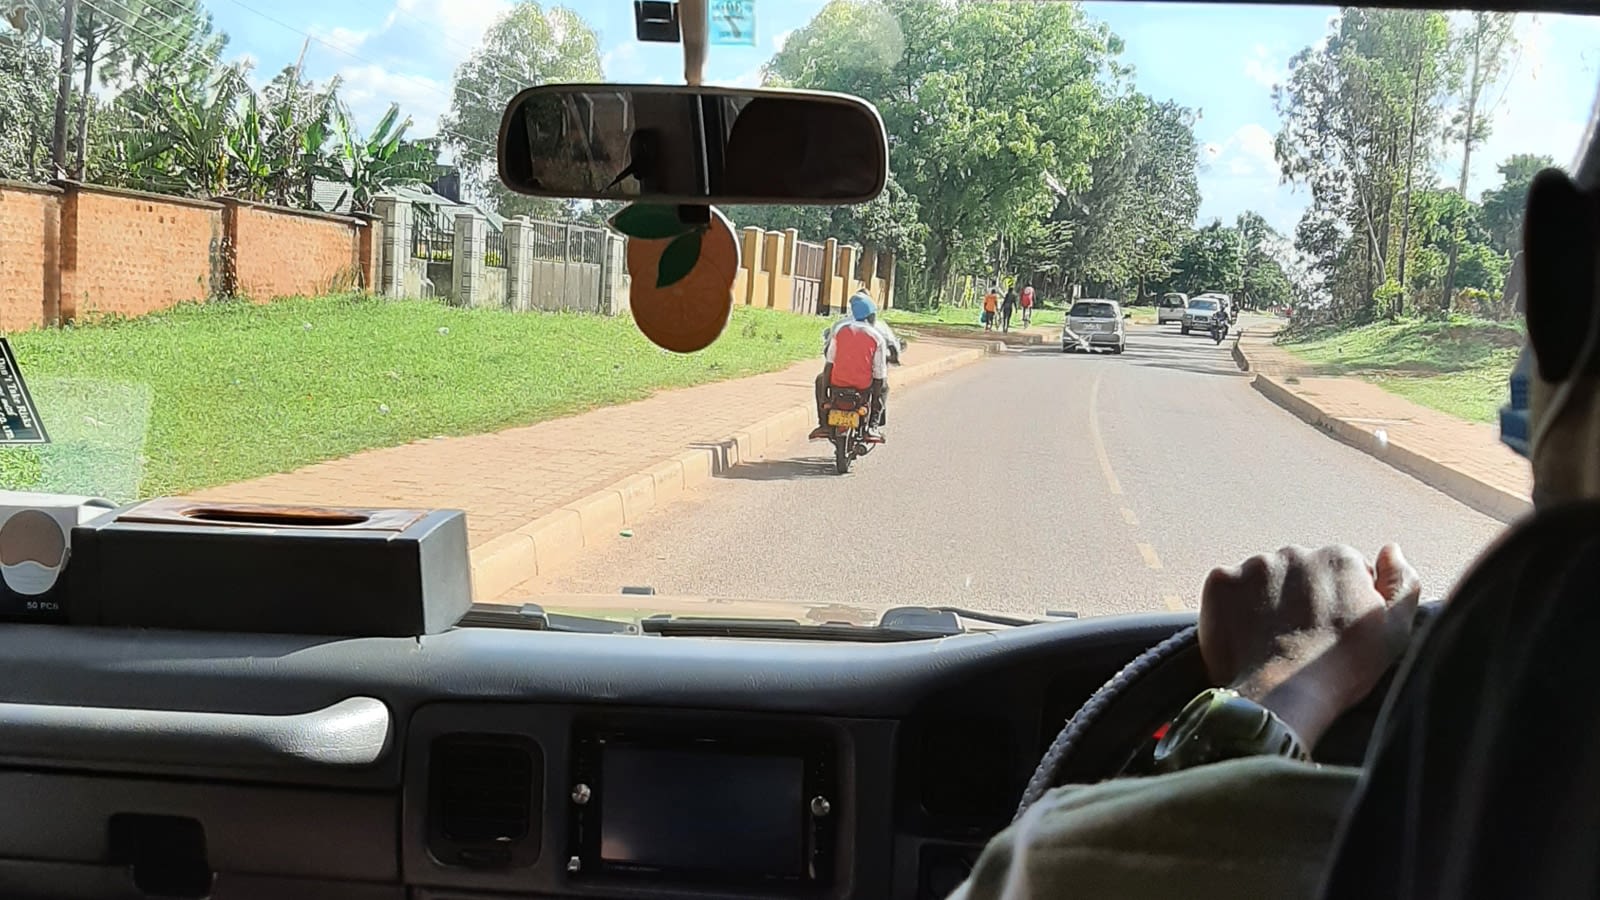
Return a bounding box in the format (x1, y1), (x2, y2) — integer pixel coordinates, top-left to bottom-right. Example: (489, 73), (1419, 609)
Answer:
(1238, 327), (1531, 519)
(190, 339), (983, 549)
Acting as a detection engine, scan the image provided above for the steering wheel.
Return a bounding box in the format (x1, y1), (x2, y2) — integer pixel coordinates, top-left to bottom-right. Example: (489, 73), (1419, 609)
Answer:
(1016, 605), (1442, 818)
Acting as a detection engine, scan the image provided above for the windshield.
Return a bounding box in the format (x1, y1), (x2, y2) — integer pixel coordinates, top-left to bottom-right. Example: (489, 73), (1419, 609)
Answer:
(1070, 302), (1117, 318)
(0, 2), (1587, 629)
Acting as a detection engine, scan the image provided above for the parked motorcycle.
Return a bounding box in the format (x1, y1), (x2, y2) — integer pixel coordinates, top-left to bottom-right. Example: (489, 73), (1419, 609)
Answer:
(1210, 314), (1230, 345)
(820, 386), (879, 474)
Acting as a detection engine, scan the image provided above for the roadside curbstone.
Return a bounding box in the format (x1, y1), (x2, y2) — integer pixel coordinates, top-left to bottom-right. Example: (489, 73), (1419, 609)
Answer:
(615, 474), (656, 522)
(563, 490), (626, 547)
(518, 509), (584, 578)
(1246, 366), (1532, 525)
(646, 459), (686, 505)
(469, 344), (989, 600)
(470, 532), (537, 599)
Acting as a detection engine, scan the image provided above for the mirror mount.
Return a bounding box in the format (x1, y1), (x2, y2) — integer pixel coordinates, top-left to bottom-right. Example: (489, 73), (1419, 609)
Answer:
(634, 0), (680, 43)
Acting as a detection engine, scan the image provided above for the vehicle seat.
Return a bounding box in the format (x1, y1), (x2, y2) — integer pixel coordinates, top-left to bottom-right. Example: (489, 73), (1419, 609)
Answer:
(1318, 499), (1600, 899)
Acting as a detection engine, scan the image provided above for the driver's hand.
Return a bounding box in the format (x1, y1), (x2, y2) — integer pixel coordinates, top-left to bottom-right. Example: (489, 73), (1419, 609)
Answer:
(1198, 544), (1421, 748)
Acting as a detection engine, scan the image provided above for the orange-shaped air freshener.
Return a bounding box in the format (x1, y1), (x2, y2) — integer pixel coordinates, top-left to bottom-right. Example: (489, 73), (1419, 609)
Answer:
(612, 204), (740, 353)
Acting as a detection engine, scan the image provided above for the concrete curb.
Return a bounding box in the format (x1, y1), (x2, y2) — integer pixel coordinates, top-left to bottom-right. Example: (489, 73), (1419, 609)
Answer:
(469, 345), (989, 600)
(1237, 336), (1531, 525)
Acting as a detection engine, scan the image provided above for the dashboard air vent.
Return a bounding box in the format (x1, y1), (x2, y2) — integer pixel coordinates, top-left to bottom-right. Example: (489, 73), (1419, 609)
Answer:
(427, 733), (543, 869)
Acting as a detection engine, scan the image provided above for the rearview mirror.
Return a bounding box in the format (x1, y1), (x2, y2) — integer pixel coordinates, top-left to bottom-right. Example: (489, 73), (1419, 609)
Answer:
(497, 84), (889, 206)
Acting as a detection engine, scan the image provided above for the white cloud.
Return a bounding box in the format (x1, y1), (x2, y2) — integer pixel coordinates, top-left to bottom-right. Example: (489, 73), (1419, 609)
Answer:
(1212, 123), (1278, 178)
(378, 0), (512, 62)
(310, 26), (371, 55)
(336, 64), (451, 137)
(1243, 44), (1283, 89)
(601, 42), (645, 81)
(719, 66), (765, 89)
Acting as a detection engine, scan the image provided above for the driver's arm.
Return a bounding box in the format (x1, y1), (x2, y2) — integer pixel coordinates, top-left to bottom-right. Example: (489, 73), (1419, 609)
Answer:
(949, 544), (1423, 900)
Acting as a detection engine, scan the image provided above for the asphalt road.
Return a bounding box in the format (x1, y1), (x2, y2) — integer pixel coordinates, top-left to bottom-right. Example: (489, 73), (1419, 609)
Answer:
(523, 319), (1508, 619)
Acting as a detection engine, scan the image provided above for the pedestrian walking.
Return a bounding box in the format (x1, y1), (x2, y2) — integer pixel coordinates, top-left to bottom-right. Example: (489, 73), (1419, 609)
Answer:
(1001, 287), (1017, 333)
(1020, 285), (1035, 327)
(981, 286), (1000, 332)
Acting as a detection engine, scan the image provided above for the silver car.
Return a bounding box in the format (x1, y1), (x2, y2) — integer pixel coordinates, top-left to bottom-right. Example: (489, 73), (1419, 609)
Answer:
(1158, 292), (1188, 325)
(1063, 300), (1126, 354)
(1181, 297), (1224, 335)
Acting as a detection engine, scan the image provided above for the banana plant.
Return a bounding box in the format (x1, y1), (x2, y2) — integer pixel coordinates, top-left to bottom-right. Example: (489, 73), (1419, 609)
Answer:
(124, 65), (246, 197)
(321, 101), (437, 213)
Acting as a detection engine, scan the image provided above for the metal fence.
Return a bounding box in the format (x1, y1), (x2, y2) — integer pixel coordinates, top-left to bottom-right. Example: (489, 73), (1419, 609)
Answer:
(484, 223), (507, 268)
(412, 207), (452, 261)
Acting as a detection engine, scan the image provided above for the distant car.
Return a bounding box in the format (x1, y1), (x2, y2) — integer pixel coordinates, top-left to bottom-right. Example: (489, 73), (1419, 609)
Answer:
(1181, 297), (1224, 335)
(1158, 292), (1188, 325)
(1063, 299), (1126, 354)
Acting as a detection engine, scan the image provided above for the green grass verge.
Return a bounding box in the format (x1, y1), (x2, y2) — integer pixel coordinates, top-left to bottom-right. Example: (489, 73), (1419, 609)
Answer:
(0, 295), (823, 501)
(1280, 317), (1524, 424)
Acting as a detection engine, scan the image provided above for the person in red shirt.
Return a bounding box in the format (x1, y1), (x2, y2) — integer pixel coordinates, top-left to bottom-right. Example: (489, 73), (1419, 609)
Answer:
(1020, 285), (1036, 327)
(810, 294), (889, 441)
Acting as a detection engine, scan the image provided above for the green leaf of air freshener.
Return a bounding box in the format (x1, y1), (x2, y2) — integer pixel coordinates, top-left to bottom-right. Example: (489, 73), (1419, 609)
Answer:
(610, 203), (693, 240)
(657, 229), (704, 288)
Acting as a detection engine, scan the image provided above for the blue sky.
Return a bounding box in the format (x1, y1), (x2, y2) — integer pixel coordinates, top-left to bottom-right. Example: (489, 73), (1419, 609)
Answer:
(195, 0), (1600, 235)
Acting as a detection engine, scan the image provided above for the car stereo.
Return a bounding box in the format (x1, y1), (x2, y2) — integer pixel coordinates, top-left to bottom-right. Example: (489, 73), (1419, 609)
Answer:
(566, 726), (837, 890)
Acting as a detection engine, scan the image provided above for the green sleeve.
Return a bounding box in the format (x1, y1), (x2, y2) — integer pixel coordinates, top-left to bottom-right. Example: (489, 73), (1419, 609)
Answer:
(948, 756), (1359, 900)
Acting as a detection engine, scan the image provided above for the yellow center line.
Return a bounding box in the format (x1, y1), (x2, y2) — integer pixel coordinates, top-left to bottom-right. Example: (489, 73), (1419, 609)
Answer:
(1120, 507), (1139, 526)
(1162, 594), (1185, 611)
(1087, 372), (1123, 496)
(1137, 542), (1164, 570)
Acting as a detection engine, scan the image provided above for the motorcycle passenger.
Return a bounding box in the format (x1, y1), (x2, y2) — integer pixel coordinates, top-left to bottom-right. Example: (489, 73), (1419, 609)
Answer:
(823, 288), (900, 364)
(810, 294), (888, 442)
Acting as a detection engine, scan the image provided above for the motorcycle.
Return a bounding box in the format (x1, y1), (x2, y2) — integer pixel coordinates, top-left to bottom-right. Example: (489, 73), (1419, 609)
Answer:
(820, 386), (879, 474)
(1210, 314), (1230, 345)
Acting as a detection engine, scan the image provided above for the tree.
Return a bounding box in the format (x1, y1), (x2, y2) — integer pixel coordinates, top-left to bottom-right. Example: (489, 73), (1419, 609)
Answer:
(1173, 222), (1243, 296)
(0, 30), (52, 178)
(1277, 8), (1457, 320)
(733, 171), (927, 272)
(767, 0), (1127, 299)
(1235, 212), (1293, 310)
(1441, 12), (1514, 306)
(1480, 153), (1554, 255)
(441, 4), (601, 217)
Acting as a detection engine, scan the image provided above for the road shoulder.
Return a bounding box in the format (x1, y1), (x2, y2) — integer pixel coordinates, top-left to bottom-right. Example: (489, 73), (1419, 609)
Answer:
(468, 339), (992, 600)
(1236, 327), (1532, 524)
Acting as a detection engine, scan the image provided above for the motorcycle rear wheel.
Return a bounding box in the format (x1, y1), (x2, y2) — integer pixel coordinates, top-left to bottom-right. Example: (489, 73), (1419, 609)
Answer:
(834, 435), (852, 474)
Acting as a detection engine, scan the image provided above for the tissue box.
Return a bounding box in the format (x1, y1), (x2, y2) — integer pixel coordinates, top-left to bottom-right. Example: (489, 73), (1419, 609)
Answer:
(0, 492), (116, 623)
(68, 498), (473, 636)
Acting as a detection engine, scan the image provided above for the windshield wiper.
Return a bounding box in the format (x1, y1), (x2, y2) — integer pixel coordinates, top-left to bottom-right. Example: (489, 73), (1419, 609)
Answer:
(456, 603), (639, 634)
(639, 606), (1039, 641)
(458, 604), (1077, 640)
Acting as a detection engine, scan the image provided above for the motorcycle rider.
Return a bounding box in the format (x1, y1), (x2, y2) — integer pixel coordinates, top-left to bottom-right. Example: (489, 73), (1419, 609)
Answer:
(810, 293), (889, 442)
(1210, 305), (1229, 343)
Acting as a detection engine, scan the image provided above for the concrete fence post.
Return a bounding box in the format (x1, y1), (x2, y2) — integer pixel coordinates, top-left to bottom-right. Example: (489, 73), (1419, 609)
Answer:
(372, 195), (411, 298)
(452, 212), (486, 307)
(819, 237), (839, 315)
(505, 217), (533, 311)
(740, 226), (763, 305)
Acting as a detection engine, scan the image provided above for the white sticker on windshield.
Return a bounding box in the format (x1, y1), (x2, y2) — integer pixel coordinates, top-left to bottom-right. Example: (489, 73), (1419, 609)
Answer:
(711, 0), (756, 45)
(0, 338), (49, 445)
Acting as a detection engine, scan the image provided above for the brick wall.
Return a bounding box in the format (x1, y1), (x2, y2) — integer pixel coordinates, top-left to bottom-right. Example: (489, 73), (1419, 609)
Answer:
(225, 200), (366, 299)
(0, 182), (379, 332)
(0, 181), (60, 331)
(59, 183), (222, 322)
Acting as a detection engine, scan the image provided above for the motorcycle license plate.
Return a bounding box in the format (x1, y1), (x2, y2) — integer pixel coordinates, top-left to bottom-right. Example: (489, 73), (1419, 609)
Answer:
(827, 410), (861, 428)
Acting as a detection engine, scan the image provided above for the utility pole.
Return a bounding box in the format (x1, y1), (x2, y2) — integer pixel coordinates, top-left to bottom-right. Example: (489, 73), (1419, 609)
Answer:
(51, 0), (79, 179)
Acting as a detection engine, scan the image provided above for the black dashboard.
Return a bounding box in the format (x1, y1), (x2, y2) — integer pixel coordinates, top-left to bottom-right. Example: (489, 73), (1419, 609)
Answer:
(0, 610), (1199, 900)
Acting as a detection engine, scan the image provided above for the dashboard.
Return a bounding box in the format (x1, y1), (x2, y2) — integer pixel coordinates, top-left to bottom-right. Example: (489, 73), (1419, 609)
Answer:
(0, 610), (1201, 900)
